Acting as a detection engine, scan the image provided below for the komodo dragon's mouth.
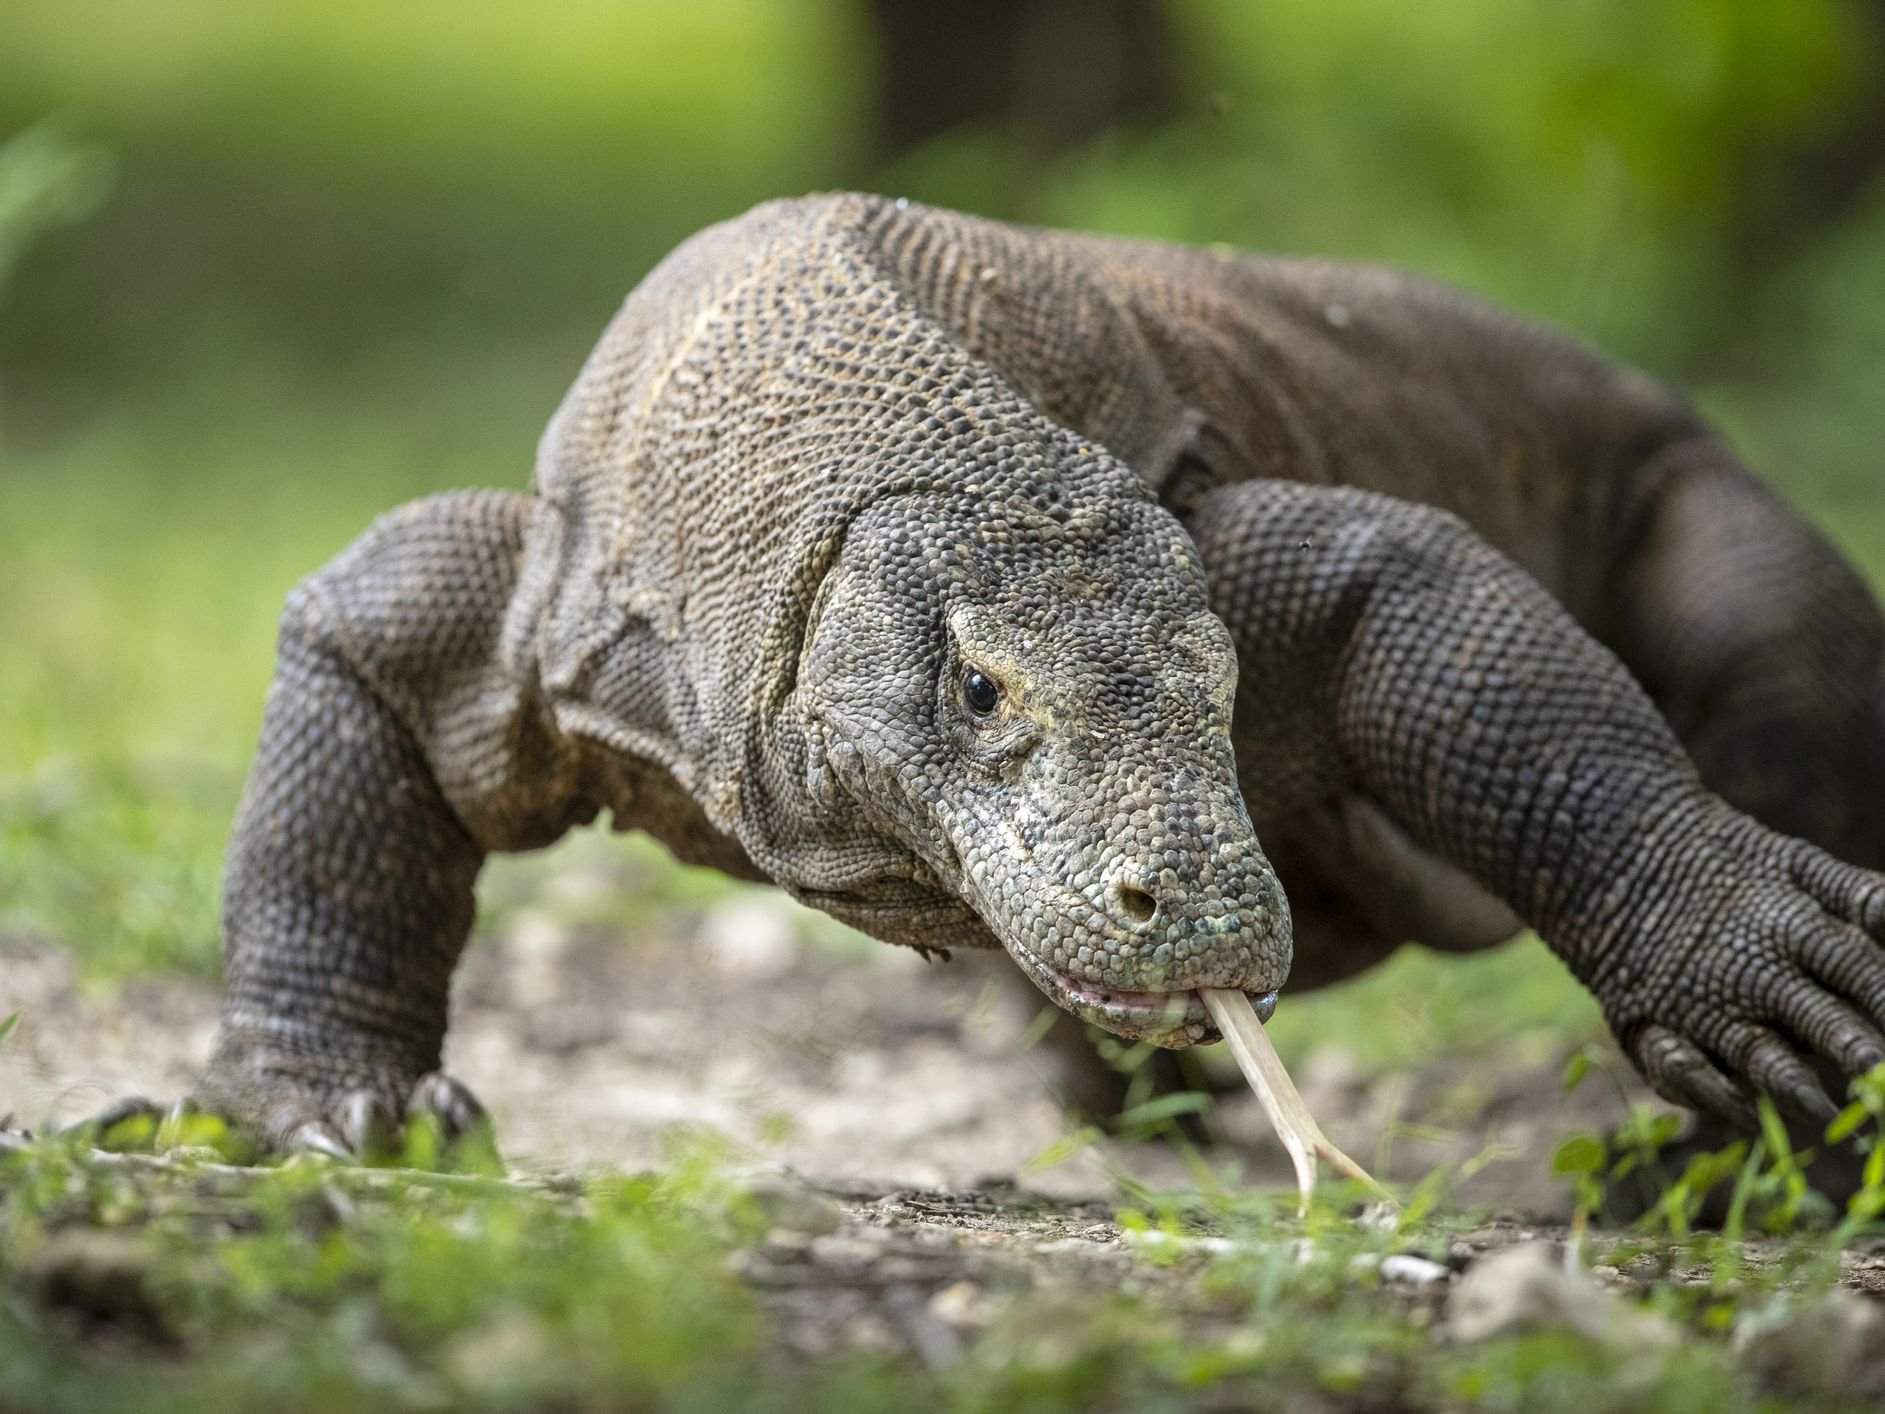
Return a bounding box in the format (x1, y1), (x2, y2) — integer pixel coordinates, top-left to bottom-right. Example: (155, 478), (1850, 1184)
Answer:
(1018, 952), (1281, 1047)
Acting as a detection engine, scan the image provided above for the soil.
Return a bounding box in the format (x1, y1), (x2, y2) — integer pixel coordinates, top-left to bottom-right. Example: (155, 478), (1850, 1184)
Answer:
(2, 889), (1650, 1211)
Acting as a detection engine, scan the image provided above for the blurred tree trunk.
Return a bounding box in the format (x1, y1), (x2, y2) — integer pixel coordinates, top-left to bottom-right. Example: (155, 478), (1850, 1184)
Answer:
(1768, 5), (1885, 242)
(868, 0), (1175, 161)
(1702, 1), (1885, 375)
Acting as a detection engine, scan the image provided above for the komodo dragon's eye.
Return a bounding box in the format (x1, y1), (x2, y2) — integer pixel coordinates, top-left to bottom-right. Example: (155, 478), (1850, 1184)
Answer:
(962, 670), (1001, 718)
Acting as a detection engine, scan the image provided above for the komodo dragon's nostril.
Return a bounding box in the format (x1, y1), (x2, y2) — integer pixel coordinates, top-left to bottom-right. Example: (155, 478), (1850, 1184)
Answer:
(1108, 878), (1160, 927)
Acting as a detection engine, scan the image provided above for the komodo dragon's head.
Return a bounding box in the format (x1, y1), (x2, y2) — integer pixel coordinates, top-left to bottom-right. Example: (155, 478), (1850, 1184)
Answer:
(794, 465), (1292, 1048)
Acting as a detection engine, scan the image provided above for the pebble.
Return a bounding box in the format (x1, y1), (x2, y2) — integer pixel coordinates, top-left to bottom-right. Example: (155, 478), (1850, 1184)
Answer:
(1446, 1241), (1674, 1347)
(1734, 1291), (1885, 1397)
(1379, 1254), (1451, 1287)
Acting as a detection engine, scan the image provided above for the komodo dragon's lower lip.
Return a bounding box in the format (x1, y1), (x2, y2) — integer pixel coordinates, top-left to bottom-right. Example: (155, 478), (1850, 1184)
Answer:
(1044, 964), (1280, 1027)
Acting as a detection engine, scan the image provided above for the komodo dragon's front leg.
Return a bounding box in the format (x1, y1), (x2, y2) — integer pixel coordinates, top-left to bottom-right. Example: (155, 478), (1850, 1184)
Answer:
(198, 490), (600, 1154)
(1190, 479), (1885, 1125)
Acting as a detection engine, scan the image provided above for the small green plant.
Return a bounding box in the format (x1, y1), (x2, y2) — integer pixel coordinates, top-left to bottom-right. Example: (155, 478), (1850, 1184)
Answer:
(1554, 1096), (1837, 1241)
(1825, 1061), (1885, 1241)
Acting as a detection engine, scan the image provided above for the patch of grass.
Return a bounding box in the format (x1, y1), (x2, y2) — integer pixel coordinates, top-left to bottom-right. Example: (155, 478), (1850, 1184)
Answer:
(1, 757), (236, 979)
(6, 1131), (1876, 1413)
(0, 1138), (781, 1414)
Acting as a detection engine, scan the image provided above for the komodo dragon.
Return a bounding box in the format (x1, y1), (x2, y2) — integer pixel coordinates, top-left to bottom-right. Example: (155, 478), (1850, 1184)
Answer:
(141, 194), (1885, 1157)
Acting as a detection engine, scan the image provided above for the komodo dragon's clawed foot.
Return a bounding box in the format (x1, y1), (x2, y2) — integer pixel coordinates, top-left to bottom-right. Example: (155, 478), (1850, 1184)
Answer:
(1600, 822), (1885, 1128)
(67, 1070), (490, 1165)
(246, 1069), (491, 1163)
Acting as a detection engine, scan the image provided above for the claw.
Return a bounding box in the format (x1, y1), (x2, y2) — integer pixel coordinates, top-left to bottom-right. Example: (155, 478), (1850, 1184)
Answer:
(341, 1091), (399, 1161)
(1633, 1024), (1758, 1131)
(1719, 1033), (1832, 1131)
(1742, 1032), (1837, 1124)
(407, 1073), (486, 1139)
(288, 1121), (354, 1162)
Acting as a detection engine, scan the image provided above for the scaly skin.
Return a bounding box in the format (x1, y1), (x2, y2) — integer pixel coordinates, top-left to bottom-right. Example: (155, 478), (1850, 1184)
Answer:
(160, 195), (1885, 1154)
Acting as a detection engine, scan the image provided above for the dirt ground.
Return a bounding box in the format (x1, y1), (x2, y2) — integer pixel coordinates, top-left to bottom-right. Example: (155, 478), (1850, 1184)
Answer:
(0, 890), (1652, 1216)
(19, 899), (1885, 1405)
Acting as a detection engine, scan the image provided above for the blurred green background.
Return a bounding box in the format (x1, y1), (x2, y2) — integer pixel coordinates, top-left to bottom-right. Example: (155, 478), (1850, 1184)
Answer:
(2, 0), (1882, 1068)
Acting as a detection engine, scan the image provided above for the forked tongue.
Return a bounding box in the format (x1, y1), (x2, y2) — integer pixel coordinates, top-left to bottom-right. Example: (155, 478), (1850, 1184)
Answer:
(1199, 988), (1395, 1216)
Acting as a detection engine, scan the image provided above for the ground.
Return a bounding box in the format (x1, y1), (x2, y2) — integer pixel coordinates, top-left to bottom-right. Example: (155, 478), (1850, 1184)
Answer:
(12, 23), (1885, 1404)
(0, 833), (1641, 1209)
(9, 831), (1885, 1411)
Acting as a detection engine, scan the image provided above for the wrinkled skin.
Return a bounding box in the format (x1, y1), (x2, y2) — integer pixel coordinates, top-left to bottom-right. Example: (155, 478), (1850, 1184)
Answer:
(74, 193), (1885, 1158)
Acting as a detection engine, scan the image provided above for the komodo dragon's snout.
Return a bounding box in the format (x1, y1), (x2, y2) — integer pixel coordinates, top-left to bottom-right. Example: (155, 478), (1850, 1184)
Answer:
(797, 483), (1292, 1047)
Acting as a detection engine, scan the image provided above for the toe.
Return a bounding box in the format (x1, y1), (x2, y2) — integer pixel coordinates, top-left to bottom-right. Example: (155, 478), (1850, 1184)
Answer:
(1774, 977), (1885, 1077)
(1632, 1024), (1757, 1130)
(407, 1072), (486, 1140)
(1735, 1028), (1837, 1125)
(1795, 847), (1885, 936)
(1803, 930), (1885, 1042)
(287, 1120), (354, 1161)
